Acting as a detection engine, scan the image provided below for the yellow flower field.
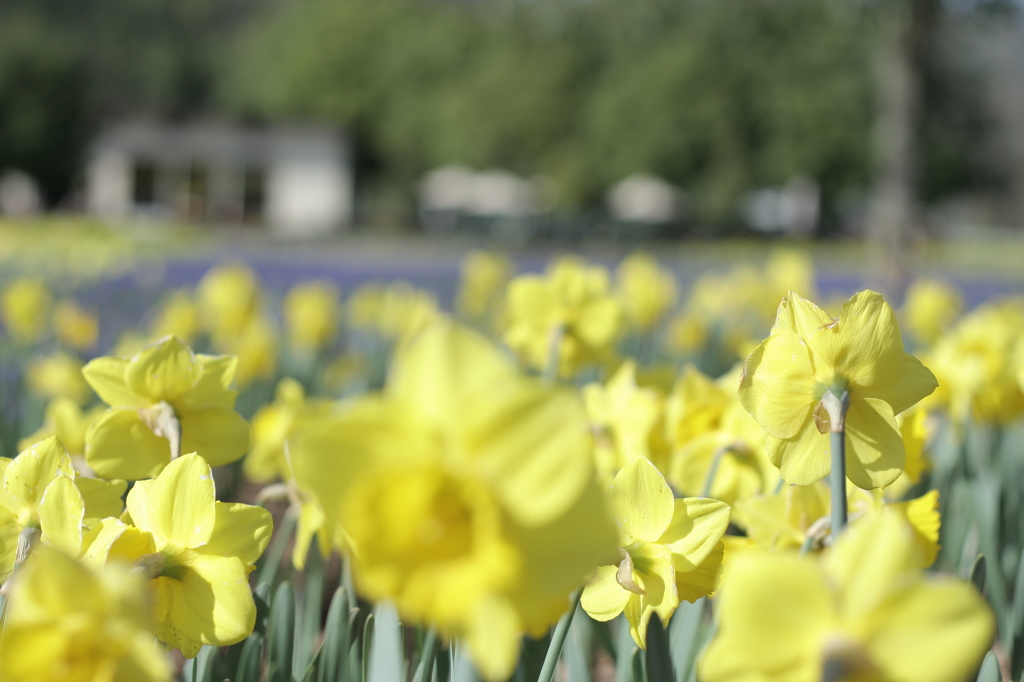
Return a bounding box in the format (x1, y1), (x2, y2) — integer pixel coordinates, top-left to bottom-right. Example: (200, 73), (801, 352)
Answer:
(0, 224), (1011, 682)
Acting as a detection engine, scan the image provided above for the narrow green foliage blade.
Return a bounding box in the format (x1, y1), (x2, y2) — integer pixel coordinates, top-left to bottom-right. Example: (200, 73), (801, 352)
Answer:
(361, 613), (375, 682)
(296, 547), (326, 677)
(367, 604), (403, 682)
(645, 613), (674, 682)
(971, 554), (988, 595)
(235, 633), (265, 682)
(256, 508), (299, 587)
(319, 587), (350, 682)
(412, 630), (439, 682)
(267, 582), (297, 682)
(668, 599), (704, 682)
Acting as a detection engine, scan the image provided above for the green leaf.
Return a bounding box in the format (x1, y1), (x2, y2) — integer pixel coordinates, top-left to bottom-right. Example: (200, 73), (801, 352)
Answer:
(257, 506), (299, 587)
(368, 604), (404, 682)
(235, 633), (265, 682)
(645, 613), (674, 682)
(668, 599), (704, 682)
(411, 630), (438, 682)
(268, 582), (297, 682)
(361, 612), (375, 682)
(976, 651), (1000, 682)
(319, 587), (350, 682)
(615, 618), (637, 682)
(297, 546), (326, 677)
(970, 554), (988, 595)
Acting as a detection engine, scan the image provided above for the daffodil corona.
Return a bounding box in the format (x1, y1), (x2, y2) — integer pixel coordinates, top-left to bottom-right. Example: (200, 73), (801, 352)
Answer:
(739, 291), (937, 489)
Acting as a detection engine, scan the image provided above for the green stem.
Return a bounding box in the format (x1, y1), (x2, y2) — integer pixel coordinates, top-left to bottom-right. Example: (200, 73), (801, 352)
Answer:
(701, 447), (726, 498)
(543, 325), (565, 383)
(537, 588), (582, 682)
(822, 390), (850, 541)
(411, 630), (438, 682)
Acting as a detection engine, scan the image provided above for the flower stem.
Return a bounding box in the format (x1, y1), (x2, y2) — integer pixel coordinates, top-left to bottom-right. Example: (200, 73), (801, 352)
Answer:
(821, 390), (851, 540)
(702, 446), (727, 498)
(537, 588), (582, 682)
(543, 325), (565, 383)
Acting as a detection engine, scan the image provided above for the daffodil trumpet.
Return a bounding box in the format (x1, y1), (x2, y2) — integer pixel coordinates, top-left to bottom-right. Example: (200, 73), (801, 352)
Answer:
(820, 389), (850, 538)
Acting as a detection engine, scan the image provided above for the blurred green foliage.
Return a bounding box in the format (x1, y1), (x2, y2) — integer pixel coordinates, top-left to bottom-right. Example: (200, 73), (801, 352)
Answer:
(0, 0), (1000, 226)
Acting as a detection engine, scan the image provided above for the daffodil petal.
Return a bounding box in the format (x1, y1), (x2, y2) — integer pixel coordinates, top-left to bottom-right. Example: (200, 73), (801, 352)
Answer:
(581, 565), (631, 621)
(179, 406), (250, 467)
(465, 596), (522, 682)
(676, 540), (724, 603)
(770, 291), (833, 337)
(844, 397), (904, 490)
(825, 510), (922, 618)
(765, 419), (831, 486)
(865, 579), (995, 682)
(146, 454), (216, 550)
(202, 502), (273, 567)
(738, 332), (816, 440)
(85, 408), (172, 480)
(462, 381), (592, 527)
(82, 356), (148, 408)
(699, 553), (831, 682)
(611, 457), (674, 543)
(3, 437), (73, 512)
(808, 290), (903, 388)
(39, 475), (84, 556)
(388, 322), (516, 425)
(125, 336), (202, 402)
(860, 353), (938, 415)
(660, 498), (731, 569)
(161, 553), (256, 649)
(76, 477), (127, 524)
(176, 355), (239, 409)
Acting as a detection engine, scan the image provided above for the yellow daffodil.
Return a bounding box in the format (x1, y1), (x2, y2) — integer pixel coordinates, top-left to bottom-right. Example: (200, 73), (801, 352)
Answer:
(52, 299), (99, 350)
(289, 322), (618, 681)
(581, 456), (729, 648)
(668, 400), (780, 505)
(82, 453), (273, 657)
(244, 377), (332, 483)
(903, 277), (963, 346)
(196, 262), (261, 341)
(25, 352), (92, 404)
(665, 365), (734, 452)
(456, 251), (513, 321)
(1, 277), (51, 344)
(0, 547), (170, 682)
(83, 336), (249, 480)
(150, 289), (201, 343)
(0, 437), (125, 580)
(615, 253), (678, 332)
(733, 481), (940, 563)
(701, 511), (993, 682)
(347, 281), (440, 344)
(924, 299), (1024, 424)
(18, 397), (105, 457)
(584, 360), (669, 482)
(739, 290), (937, 489)
(219, 316), (279, 388)
(664, 309), (709, 357)
(504, 257), (624, 377)
(283, 280), (340, 351)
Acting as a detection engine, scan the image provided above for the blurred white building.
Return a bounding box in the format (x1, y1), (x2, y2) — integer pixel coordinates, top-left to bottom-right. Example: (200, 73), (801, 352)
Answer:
(418, 165), (552, 235)
(85, 121), (353, 236)
(606, 173), (686, 224)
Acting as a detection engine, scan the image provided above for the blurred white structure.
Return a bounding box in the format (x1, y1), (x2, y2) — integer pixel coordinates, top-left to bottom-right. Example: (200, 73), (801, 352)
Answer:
(418, 165), (551, 233)
(606, 173), (686, 224)
(740, 176), (820, 236)
(85, 121), (353, 236)
(0, 170), (42, 217)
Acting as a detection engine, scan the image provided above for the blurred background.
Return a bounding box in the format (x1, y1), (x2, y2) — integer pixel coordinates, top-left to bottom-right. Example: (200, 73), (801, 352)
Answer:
(2, 0), (1024, 289)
